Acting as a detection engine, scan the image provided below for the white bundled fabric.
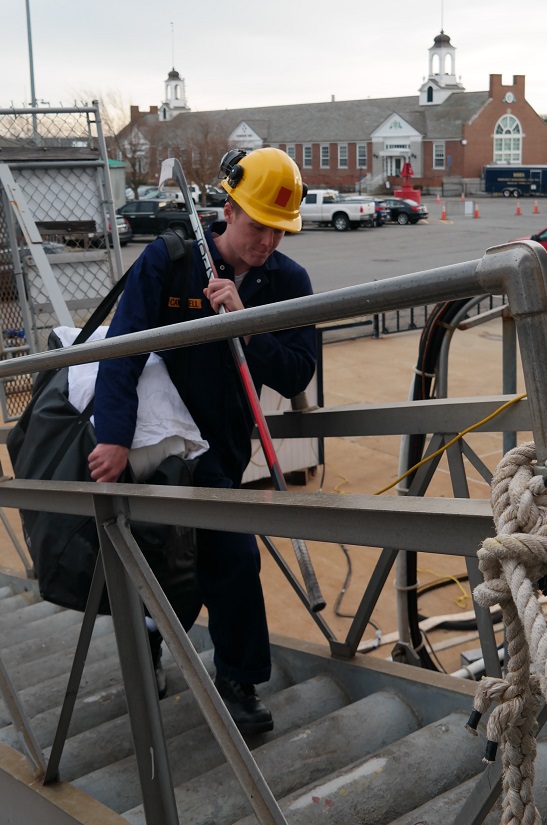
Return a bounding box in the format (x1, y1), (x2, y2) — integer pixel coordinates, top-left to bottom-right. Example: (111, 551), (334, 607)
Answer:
(54, 326), (209, 481)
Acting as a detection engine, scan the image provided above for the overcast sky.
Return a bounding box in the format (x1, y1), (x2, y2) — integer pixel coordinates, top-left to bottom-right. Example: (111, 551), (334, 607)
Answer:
(2, 0), (547, 119)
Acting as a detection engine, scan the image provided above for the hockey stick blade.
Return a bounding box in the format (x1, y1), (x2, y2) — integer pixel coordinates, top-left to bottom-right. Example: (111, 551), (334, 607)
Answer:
(159, 158), (202, 237)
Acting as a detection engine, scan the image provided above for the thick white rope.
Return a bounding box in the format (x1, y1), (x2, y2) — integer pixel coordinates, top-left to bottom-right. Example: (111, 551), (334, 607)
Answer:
(467, 441), (547, 825)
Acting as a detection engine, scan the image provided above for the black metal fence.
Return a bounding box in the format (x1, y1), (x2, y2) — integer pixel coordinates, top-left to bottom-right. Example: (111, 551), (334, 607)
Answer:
(319, 295), (505, 345)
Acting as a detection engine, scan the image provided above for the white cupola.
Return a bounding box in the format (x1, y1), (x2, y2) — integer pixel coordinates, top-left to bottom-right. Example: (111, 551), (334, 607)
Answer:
(159, 68), (189, 121)
(419, 31), (465, 105)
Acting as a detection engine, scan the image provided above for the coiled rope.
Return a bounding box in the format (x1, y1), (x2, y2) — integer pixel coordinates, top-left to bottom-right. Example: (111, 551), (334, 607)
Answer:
(466, 441), (547, 825)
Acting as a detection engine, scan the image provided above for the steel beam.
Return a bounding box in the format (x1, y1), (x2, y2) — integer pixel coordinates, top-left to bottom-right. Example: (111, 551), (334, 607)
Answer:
(331, 547), (400, 658)
(0, 655), (45, 778)
(93, 495), (179, 825)
(264, 395), (530, 439)
(0, 479), (494, 556)
(44, 557), (106, 784)
(103, 506), (289, 825)
(0, 397), (530, 446)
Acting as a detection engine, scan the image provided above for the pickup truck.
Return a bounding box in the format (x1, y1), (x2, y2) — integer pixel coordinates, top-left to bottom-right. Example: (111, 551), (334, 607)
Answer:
(117, 199), (217, 238)
(300, 190), (375, 231)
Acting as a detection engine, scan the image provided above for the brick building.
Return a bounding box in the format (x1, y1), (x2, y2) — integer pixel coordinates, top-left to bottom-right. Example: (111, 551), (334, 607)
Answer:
(116, 31), (547, 196)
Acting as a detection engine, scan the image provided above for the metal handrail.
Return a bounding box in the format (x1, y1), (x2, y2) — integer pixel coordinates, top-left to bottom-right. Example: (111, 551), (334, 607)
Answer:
(0, 240), (546, 823)
(0, 242), (543, 449)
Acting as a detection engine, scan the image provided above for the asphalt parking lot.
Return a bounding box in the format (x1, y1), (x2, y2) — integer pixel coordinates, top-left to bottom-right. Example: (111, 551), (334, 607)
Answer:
(120, 195), (547, 293)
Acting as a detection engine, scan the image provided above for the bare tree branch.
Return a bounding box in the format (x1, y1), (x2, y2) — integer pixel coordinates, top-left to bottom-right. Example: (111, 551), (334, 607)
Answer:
(171, 115), (232, 204)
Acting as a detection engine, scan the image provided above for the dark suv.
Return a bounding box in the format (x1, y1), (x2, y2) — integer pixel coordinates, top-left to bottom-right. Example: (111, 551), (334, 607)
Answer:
(384, 197), (428, 225)
(118, 199), (217, 238)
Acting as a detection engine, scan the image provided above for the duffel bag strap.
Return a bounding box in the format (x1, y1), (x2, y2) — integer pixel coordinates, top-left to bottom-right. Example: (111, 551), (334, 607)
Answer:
(74, 269), (131, 346)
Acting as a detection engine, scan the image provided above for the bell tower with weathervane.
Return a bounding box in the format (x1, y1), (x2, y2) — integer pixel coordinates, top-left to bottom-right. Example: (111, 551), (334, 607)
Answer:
(419, 30), (465, 106)
(159, 24), (190, 121)
(159, 68), (189, 121)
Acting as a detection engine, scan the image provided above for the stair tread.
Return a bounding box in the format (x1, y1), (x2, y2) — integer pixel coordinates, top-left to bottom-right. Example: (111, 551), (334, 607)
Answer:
(0, 575), (496, 825)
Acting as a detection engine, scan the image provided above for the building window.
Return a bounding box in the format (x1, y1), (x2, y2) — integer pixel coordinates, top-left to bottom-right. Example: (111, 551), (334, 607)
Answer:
(433, 142), (445, 169)
(427, 86), (433, 103)
(321, 144), (330, 168)
(357, 144), (367, 168)
(286, 145), (296, 160)
(493, 115), (522, 163)
(303, 145), (312, 168)
(338, 144), (348, 168)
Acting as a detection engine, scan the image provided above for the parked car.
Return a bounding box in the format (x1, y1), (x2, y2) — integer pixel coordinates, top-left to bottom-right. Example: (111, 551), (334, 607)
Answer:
(384, 197), (429, 225)
(300, 190), (375, 231)
(139, 187), (177, 201)
(117, 199), (217, 238)
(141, 184), (204, 205)
(110, 215), (132, 247)
(206, 186), (227, 207)
(84, 215), (132, 248)
(373, 198), (390, 227)
(511, 227), (547, 251)
(137, 185), (159, 198)
(338, 195), (388, 228)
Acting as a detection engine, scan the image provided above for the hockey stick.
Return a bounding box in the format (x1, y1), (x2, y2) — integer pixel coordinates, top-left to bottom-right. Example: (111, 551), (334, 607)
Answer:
(159, 158), (325, 612)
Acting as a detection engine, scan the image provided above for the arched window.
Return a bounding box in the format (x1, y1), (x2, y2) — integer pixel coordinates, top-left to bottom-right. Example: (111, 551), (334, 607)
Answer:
(493, 115), (522, 163)
(427, 86), (433, 103)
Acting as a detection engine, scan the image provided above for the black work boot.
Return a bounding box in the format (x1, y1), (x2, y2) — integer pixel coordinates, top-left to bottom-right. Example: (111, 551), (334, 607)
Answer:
(214, 674), (273, 735)
(148, 628), (167, 700)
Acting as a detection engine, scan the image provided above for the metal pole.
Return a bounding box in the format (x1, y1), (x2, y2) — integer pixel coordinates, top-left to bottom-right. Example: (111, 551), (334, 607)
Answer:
(25, 0), (38, 141)
(103, 506), (289, 825)
(502, 309), (517, 453)
(25, 0), (37, 107)
(92, 100), (124, 282)
(0, 652), (46, 778)
(93, 494), (180, 825)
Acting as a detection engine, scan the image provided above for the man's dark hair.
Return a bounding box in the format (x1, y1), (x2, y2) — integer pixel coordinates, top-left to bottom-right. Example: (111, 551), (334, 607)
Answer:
(226, 195), (242, 213)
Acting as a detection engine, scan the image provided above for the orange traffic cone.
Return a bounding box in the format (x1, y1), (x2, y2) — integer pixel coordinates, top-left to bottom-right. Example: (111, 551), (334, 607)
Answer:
(441, 203), (447, 220)
(474, 203), (480, 219)
(436, 192), (440, 204)
(533, 200), (539, 214)
(515, 200), (522, 216)
(460, 191), (465, 201)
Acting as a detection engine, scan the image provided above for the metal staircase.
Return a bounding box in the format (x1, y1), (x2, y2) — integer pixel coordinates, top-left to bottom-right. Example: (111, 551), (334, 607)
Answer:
(1, 233), (547, 823)
(0, 571), (508, 825)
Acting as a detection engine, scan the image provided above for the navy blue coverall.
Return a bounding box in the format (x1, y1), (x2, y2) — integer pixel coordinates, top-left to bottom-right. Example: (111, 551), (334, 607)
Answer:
(93, 222), (317, 685)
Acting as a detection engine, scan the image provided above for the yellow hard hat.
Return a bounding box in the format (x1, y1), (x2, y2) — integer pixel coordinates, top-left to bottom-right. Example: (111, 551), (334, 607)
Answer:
(220, 147), (304, 232)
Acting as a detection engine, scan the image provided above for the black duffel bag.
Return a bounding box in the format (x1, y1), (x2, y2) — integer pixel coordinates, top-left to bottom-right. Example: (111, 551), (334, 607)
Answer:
(6, 231), (199, 614)
(7, 361), (197, 613)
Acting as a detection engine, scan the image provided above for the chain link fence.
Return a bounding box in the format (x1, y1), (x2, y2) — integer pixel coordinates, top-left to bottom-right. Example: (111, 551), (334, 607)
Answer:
(0, 104), (122, 419)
